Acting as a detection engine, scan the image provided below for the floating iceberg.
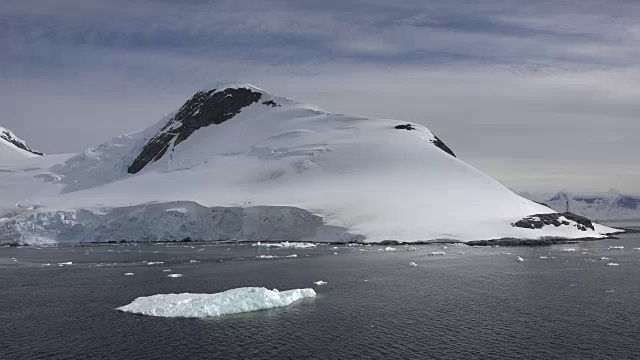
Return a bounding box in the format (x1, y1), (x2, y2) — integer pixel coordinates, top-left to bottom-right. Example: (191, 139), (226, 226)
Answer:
(563, 249), (576, 252)
(606, 263), (619, 266)
(252, 242), (317, 249)
(167, 273), (183, 278)
(409, 262), (418, 267)
(428, 251), (446, 256)
(540, 256), (548, 259)
(384, 247), (396, 251)
(146, 261), (164, 265)
(515, 256), (524, 262)
(313, 281), (327, 286)
(124, 273), (134, 276)
(58, 262), (72, 266)
(117, 287), (316, 318)
(608, 246), (624, 250)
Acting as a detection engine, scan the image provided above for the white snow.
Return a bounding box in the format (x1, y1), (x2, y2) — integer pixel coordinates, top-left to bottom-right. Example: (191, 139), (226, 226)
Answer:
(0, 84), (618, 244)
(0, 126), (43, 160)
(117, 287), (316, 318)
(313, 281), (327, 286)
(167, 273), (183, 278)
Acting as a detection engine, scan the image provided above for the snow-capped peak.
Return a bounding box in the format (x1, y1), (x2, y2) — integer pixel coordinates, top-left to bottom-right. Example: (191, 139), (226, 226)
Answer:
(0, 126), (44, 159)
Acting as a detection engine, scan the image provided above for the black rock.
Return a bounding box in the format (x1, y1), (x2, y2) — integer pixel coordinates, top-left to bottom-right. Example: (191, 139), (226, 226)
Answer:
(262, 100), (281, 107)
(394, 124), (416, 130)
(1, 129), (44, 156)
(128, 87), (263, 174)
(430, 134), (456, 157)
(512, 212), (595, 231)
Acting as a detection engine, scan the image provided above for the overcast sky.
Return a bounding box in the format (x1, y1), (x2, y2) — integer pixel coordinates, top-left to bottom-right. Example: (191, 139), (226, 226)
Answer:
(2, 0), (639, 193)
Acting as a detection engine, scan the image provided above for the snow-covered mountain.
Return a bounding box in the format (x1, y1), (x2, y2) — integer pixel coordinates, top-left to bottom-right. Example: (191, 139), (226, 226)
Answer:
(540, 192), (640, 221)
(0, 126), (44, 160)
(0, 83), (617, 244)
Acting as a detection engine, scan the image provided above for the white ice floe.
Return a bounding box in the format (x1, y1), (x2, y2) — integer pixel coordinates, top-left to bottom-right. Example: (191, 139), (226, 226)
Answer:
(608, 246), (624, 250)
(428, 251), (446, 256)
(563, 249), (576, 252)
(117, 287), (316, 318)
(285, 254), (298, 258)
(409, 262), (417, 267)
(333, 252), (338, 255)
(384, 247), (396, 251)
(162, 269), (172, 272)
(540, 256), (548, 259)
(515, 256), (524, 262)
(256, 255), (278, 259)
(502, 252), (512, 255)
(58, 262), (72, 266)
(600, 257), (611, 260)
(252, 242), (317, 249)
(606, 263), (619, 266)
(633, 248), (640, 250)
(313, 281), (327, 286)
(124, 273), (135, 276)
(189, 260), (200, 263)
(147, 261), (164, 265)
(167, 273), (183, 277)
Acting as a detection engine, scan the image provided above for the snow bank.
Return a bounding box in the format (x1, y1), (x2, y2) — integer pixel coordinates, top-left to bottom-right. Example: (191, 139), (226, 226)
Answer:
(117, 287), (316, 318)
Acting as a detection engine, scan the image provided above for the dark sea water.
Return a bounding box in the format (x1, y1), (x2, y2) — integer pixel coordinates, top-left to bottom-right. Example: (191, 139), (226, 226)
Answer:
(2, 234), (640, 360)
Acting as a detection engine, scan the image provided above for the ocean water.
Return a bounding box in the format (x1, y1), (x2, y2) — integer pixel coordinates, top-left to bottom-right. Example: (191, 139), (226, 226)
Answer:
(2, 235), (640, 360)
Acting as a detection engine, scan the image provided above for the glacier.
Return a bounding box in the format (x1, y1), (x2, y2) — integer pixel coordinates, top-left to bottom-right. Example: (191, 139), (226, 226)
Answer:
(116, 287), (317, 318)
(0, 83), (619, 244)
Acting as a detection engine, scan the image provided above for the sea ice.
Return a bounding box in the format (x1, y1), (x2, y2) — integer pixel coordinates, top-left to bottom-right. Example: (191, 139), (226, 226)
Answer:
(563, 249), (576, 252)
(124, 273), (134, 276)
(162, 269), (172, 272)
(409, 262), (417, 267)
(384, 247), (396, 251)
(600, 257), (611, 260)
(608, 246), (624, 250)
(606, 263), (619, 266)
(540, 256), (548, 259)
(515, 256), (524, 262)
(117, 287), (316, 318)
(256, 255), (277, 259)
(58, 262), (72, 266)
(189, 260), (200, 263)
(428, 251), (446, 256)
(167, 273), (183, 277)
(147, 261), (164, 265)
(252, 242), (317, 249)
(285, 254), (298, 258)
(313, 281), (327, 286)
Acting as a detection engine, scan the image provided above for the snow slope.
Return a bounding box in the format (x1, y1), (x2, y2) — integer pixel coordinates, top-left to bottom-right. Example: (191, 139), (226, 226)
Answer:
(117, 287), (316, 318)
(0, 126), (44, 161)
(0, 83), (617, 244)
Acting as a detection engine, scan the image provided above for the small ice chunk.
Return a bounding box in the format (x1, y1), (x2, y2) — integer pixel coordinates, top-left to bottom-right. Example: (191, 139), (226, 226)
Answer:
(606, 290), (615, 293)
(515, 256), (524, 262)
(600, 257), (611, 260)
(606, 263), (619, 266)
(42, 263), (52, 266)
(285, 254), (298, 258)
(162, 269), (172, 272)
(384, 247), (396, 251)
(189, 260), (200, 263)
(313, 281), (327, 286)
(428, 251), (446, 256)
(167, 273), (184, 278)
(563, 249), (576, 252)
(117, 287), (316, 318)
(124, 273), (135, 276)
(147, 261), (164, 265)
(633, 248), (640, 250)
(333, 252), (338, 255)
(409, 262), (417, 267)
(540, 256), (548, 259)
(58, 262), (73, 266)
(502, 252), (512, 255)
(252, 241), (317, 249)
(331, 247), (339, 250)
(608, 246), (624, 250)
(256, 255), (277, 259)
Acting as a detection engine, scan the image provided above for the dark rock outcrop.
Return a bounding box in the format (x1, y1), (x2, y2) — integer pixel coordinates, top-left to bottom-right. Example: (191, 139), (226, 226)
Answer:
(262, 100), (281, 107)
(1, 129), (44, 156)
(394, 124), (456, 157)
(431, 135), (456, 157)
(512, 212), (594, 231)
(128, 87), (262, 174)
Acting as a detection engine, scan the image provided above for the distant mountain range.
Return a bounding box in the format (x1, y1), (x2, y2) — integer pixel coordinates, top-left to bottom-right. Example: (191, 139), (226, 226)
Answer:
(522, 191), (640, 221)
